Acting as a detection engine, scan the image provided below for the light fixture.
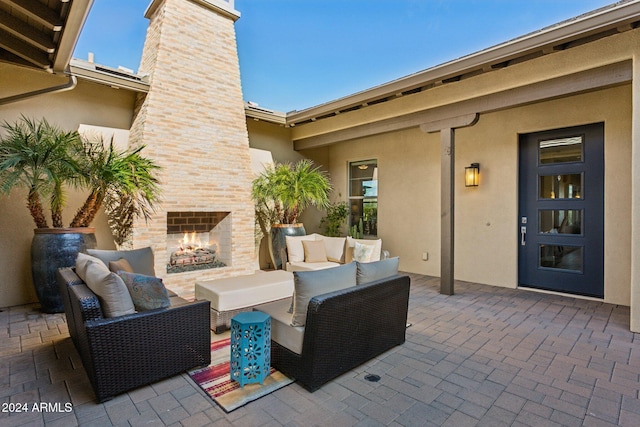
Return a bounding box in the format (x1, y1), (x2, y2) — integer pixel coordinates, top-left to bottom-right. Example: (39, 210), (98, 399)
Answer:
(358, 164), (369, 170)
(465, 163), (480, 187)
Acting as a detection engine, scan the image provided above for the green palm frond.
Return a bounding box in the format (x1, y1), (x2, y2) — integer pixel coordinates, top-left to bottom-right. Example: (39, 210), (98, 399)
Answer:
(252, 159), (332, 225)
(70, 137), (161, 237)
(0, 116), (81, 228)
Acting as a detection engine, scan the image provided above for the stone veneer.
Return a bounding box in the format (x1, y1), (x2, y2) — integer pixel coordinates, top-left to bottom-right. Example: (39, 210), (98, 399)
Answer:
(128, 0), (255, 297)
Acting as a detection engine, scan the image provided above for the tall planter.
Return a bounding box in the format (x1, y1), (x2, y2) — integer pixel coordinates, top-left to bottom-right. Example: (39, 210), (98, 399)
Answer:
(269, 223), (305, 270)
(31, 228), (97, 313)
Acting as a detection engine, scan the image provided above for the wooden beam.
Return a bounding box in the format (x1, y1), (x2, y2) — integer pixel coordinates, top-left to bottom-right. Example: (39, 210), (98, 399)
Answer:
(0, 28), (50, 69)
(420, 113), (479, 134)
(293, 61), (632, 150)
(0, 9), (55, 52)
(2, 0), (63, 30)
(440, 128), (455, 295)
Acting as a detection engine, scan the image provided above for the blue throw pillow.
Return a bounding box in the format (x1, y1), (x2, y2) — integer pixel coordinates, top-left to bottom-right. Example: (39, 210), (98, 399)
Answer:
(356, 257), (399, 285)
(117, 271), (170, 311)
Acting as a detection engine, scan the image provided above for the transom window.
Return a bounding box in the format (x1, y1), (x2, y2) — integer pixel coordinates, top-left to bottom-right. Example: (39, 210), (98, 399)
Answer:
(348, 160), (378, 237)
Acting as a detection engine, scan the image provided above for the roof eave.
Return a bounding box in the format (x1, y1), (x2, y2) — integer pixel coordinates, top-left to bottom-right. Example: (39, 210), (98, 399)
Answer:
(69, 58), (150, 93)
(245, 103), (287, 125)
(286, 0), (640, 125)
(52, 0), (94, 73)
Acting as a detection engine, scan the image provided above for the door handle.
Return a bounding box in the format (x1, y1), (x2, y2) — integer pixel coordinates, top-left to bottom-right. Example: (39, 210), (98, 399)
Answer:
(521, 226), (527, 246)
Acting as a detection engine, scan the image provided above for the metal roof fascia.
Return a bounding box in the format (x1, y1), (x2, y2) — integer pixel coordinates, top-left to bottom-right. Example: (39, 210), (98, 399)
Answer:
(69, 60), (150, 93)
(53, 0), (95, 73)
(245, 104), (287, 125)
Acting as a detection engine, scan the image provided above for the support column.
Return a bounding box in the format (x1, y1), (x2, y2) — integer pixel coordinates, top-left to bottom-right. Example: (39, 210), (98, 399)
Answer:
(421, 114), (478, 296)
(631, 55), (640, 332)
(441, 128), (455, 295)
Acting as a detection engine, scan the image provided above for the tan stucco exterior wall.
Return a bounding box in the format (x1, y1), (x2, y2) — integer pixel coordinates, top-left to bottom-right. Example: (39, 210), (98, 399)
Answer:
(316, 85), (631, 306)
(0, 64), (138, 308)
(456, 86), (631, 304)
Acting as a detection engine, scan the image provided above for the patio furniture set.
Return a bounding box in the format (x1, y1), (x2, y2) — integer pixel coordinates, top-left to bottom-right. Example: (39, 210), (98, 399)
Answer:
(56, 233), (410, 402)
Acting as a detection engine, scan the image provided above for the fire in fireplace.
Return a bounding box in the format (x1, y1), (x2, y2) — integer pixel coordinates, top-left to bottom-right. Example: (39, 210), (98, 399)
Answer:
(166, 211), (231, 274)
(167, 231), (225, 273)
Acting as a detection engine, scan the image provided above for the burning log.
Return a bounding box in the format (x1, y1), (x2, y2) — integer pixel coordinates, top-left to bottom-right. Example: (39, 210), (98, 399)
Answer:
(166, 231), (225, 273)
(170, 247), (216, 266)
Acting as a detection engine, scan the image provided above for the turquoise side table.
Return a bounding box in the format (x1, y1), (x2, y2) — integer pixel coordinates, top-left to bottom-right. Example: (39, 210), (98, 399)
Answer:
(230, 311), (271, 387)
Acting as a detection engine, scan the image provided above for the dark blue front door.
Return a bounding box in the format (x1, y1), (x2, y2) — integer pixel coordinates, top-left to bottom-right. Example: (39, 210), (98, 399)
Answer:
(518, 123), (604, 298)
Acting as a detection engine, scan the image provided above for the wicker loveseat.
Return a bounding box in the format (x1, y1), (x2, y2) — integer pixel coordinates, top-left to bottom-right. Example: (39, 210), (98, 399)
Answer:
(257, 267), (410, 392)
(57, 265), (211, 402)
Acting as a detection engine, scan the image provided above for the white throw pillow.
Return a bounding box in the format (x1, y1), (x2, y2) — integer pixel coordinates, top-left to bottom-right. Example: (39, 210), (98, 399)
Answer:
(321, 236), (346, 263)
(346, 237), (382, 263)
(84, 260), (136, 318)
(285, 234), (319, 263)
(353, 241), (375, 262)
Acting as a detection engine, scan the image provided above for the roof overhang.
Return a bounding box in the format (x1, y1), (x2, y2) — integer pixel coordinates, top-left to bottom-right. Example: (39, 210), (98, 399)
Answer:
(70, 58), (150, 93)
(0, 0), (93, 73)
(287, 0), (640, 127)
(244, 102), (287, 125)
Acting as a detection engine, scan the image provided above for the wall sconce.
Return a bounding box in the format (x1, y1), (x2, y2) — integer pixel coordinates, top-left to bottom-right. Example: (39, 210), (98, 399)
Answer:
(465, 163), (480, 187)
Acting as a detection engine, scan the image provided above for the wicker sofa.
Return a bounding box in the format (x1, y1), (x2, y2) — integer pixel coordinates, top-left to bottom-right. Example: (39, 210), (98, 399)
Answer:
(56, 267), (211, 402)
(257, 269), (410, 392)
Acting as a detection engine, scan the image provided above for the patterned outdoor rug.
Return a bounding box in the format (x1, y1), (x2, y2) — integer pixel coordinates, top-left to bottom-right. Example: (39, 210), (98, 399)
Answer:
(188, 337), (294, 413)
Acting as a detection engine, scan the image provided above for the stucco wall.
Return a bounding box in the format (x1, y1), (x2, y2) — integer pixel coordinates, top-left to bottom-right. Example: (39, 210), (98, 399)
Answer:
(0, 65), (138, 308)
(317, 84), (631, 305)
(315, 127), (439, 274)
(457, 86), (631, 305)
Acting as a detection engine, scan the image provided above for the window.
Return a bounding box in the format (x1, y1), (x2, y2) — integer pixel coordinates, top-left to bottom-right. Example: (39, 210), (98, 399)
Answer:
(348, 160), (378, 237)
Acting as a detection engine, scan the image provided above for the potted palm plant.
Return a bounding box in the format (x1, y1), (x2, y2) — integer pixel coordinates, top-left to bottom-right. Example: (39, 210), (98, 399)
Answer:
(252, 159), (332, 269)
(0, 116), (160, 313)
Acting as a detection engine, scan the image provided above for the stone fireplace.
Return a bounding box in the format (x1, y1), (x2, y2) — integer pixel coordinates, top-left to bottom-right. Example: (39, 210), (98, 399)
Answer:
(126, 0), (255, 297)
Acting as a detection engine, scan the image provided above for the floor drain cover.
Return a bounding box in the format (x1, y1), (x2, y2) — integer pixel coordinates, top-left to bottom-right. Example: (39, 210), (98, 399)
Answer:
(364, 374), (381, 382)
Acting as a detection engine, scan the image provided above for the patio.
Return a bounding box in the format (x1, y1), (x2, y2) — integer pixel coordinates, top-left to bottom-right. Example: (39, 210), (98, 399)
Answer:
(2, 273), (639, 427)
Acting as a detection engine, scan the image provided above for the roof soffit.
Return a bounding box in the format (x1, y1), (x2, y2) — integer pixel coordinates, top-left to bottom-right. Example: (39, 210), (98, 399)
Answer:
(0, 0), (93, 73)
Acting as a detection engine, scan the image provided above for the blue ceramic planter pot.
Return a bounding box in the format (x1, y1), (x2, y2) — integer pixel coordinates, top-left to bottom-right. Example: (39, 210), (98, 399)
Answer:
(31, 228), (97, 313)
(269, 224), (305, 270)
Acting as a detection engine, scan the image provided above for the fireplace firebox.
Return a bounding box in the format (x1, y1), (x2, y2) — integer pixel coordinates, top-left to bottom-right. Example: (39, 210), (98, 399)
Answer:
(166, 211), (231, 273)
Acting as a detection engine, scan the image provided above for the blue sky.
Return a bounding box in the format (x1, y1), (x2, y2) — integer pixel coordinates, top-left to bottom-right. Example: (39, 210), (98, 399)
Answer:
(74, 0), (615, 113)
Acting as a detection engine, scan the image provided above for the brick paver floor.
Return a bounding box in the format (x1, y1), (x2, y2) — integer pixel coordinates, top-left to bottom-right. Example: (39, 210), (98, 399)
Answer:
(1, 273), (639, 426)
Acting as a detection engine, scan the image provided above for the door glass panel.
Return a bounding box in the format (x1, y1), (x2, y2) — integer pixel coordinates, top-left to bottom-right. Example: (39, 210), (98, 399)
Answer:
(539, 136), (583, 164)
(539, 245), (582, 272)
(539, 174), (582, 199)
(539, 210), (582, 234)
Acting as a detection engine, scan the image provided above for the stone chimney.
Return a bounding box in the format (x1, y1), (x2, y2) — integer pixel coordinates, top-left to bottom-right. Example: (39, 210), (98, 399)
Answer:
(128, 0), (255, 296)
